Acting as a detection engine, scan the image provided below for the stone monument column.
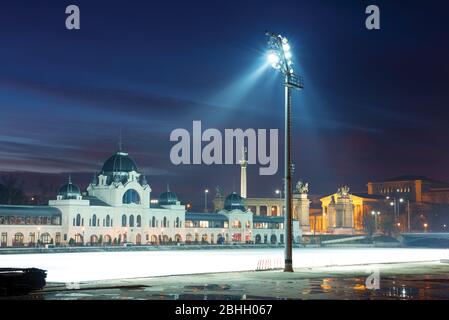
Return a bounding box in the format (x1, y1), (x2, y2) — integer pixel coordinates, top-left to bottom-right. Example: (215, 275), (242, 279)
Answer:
(333, 186), (355, 234)
(327, 196), (336, 229)
(295, 181), (311, 233)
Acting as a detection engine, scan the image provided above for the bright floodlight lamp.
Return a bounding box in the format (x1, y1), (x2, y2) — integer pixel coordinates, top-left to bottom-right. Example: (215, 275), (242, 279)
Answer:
(265, 31), (304, 273)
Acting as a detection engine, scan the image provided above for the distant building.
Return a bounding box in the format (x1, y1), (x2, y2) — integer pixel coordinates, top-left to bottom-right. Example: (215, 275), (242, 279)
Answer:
(367, 175), (449, 204)
(367, 175), (449, 232)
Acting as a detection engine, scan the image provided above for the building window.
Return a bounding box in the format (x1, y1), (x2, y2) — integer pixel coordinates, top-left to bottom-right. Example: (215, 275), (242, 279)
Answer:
(137, 215), (141, 227)
(55, 233), (61, 245)
(122, 189), (141, 205)
(259, 206), (268, 216)
(76, 214), (81, 226)
(41, 233), (51, 244)
(232, 220), (242, 228)
(122, 215), (127, 227)
(271, 206), (278, 216)
(92, 214), (97, 227)
(163, 217), (167, 228)
(129, 215), (135, 227)
(175, 217), (180, 228)
(151, 216), (156, 228)
(199, 221), (209, 228)
(29, 232), (36, 245)
(1, 233), (8, 246)
(13, 233), (24, 246)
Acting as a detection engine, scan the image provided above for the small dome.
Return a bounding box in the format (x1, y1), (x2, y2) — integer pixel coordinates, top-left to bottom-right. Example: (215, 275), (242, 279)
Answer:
(102, 151), (138, 174)
(224, 192), (245, 211)
(58, 182), (81, 199)
(159, 191), (178, 205)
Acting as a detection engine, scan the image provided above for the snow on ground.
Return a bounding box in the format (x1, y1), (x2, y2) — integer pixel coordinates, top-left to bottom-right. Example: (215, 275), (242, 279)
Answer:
(0, 247), (448, 282)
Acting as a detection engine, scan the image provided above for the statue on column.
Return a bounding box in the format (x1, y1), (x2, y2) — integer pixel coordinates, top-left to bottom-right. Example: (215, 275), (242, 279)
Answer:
(296, 181), (309, 194)
(337, 186), (350, 198)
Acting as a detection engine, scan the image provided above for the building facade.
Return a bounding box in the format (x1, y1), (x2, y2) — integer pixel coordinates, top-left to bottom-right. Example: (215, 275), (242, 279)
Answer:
(0, 150), (301, 247)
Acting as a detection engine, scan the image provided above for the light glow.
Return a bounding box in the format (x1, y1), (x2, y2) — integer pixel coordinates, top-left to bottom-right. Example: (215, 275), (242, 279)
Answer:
(268, 52), (280, 65)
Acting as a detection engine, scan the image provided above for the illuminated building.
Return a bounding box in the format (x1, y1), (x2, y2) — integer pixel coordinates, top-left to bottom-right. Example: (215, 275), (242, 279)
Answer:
(0, 149), (300, 247)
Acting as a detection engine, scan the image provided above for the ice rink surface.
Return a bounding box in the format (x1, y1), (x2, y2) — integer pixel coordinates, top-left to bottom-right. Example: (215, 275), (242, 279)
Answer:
(1, 247), (448, 282)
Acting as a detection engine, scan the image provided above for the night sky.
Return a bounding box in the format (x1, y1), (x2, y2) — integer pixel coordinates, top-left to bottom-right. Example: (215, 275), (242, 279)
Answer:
(0, 0), (448, 208)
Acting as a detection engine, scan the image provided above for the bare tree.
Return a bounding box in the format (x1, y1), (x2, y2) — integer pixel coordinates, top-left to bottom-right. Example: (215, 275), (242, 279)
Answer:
(0, 174), (27, 205)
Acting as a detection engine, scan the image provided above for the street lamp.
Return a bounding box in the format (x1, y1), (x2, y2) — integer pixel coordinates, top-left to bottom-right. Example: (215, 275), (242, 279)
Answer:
(371, 211), (380, 233)
(275, 189), (283, 216)
(37, 227), (41, 248)
(82, 227), (85, 246)
(424, 223), (428, 232)
(204, 189), (209, 213)
(266, 31), (304, 272)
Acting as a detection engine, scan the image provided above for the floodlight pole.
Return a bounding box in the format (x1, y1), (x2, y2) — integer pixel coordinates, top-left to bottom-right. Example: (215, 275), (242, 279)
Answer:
(284, 75), (294, 272)
(265, 31), (303, 273)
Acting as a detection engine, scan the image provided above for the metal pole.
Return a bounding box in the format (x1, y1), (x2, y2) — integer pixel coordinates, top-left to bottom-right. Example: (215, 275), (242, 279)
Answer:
(407, 200), (411, 232)
(284, 76), (293, 272)
(204, 191), (208, 213)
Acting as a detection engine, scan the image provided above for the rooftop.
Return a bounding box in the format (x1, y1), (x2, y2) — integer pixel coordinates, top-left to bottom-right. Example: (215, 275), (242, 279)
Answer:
(0, 205), (62, 217)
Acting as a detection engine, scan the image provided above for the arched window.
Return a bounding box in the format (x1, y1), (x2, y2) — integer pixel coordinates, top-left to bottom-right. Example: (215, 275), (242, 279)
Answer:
(163, 217), (167, 228)
(41, 233), (51, 244)
(137, 215), (141, 227)
(129, 215), (135, 227)
(92, 214), (97, 227)
(14, 233), (24, 246)
(122, 215), (127, 227)
(122, 189), (141, 204)
(76, 214), (81, 226)
(151, 216), (156, 228)
(175, 217), (180, 228)
(106, 215), (110, 227)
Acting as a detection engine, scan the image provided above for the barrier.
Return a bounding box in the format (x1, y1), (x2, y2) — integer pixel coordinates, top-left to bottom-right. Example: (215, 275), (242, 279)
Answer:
(255, 258), (284, 271)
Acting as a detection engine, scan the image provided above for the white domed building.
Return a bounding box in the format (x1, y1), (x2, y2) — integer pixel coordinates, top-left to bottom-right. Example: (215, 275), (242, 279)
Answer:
(0, 149), (301, 247)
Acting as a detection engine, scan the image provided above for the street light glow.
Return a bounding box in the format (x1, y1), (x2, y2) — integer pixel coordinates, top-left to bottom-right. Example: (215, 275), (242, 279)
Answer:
(268, 52), (280, 65)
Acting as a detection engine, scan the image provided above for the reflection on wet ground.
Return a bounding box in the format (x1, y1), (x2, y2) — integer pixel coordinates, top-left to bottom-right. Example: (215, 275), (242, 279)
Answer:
(5, 262), (449, 300)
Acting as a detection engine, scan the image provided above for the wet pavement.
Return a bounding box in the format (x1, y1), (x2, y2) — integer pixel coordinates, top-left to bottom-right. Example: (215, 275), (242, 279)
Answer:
(7, 261), (449, 300)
